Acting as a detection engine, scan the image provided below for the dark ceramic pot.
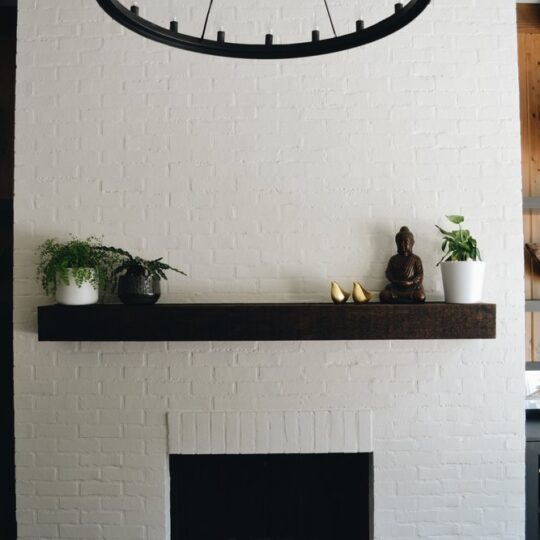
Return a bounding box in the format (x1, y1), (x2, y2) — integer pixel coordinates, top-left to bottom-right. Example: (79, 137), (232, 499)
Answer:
(117, 274), (161, 305)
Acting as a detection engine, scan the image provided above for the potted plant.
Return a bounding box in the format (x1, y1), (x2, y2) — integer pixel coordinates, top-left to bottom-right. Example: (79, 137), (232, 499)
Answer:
(436, 215), (485, 304)
(103, 247), (186, 305)
(37, 236), (117, 305)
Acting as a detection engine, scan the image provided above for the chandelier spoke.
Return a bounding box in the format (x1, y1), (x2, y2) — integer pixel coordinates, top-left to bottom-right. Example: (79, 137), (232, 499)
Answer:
(323, 0), (338, 38)
(201, 0), (215, 40)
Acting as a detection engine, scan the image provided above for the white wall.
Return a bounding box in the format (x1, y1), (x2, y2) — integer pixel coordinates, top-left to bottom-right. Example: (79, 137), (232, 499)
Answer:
(13, 1), (525, 539)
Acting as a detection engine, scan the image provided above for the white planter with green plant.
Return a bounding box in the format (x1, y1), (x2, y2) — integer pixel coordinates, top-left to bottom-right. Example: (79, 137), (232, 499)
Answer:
(436, 215), (485, 304)
(55, 268), (99, 305)
(37, 236), (117, 305)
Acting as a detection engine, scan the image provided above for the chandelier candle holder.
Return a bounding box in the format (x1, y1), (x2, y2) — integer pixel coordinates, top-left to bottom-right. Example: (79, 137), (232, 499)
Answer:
(95, 0), (431, 60)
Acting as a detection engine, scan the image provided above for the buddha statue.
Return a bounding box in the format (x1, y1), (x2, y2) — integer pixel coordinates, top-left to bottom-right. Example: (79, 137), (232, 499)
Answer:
(380, 226), (426, 304)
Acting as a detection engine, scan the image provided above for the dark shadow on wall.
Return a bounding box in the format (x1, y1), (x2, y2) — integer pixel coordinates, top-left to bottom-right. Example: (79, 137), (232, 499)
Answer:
(0, 5), (17, 540)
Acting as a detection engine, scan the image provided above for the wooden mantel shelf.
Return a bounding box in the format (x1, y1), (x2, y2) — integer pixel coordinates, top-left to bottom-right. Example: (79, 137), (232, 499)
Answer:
(37, 302), (496, 342)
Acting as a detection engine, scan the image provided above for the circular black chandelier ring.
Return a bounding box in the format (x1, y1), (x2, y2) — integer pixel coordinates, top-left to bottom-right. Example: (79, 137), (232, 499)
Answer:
(96, 0), (431, 60)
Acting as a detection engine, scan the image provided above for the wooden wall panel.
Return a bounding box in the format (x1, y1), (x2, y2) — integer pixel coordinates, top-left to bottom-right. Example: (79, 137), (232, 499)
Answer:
(526, 312), (533, 362)
(518, 4), (540, 34)
(518, 18), (540, 361)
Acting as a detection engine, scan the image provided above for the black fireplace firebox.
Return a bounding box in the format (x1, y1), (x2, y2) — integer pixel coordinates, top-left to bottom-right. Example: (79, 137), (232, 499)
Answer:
(170, 453), (373, 540)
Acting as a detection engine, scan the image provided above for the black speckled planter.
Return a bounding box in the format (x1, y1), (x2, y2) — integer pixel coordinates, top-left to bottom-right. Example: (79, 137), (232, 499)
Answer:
(117, 274), (161, 305)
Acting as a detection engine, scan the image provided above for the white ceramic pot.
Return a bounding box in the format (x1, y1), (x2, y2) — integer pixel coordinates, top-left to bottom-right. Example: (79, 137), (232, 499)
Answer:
(55, 268), (99, 305)
(440, 261), (485, 304)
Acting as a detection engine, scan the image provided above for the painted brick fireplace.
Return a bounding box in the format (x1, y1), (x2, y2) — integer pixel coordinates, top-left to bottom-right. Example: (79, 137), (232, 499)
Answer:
(13, 1), (525, 539)
(168, 411), (373, 540)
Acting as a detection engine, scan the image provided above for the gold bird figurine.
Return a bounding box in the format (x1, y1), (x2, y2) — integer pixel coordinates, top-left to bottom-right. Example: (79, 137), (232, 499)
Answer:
(352, 282), (373, 304)
(331, 282), (350, 304)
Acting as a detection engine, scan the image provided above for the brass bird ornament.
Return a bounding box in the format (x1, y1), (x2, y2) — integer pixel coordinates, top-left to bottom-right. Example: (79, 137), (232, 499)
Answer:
(330, 282), (350, 304)
(352, 282), (373, 304)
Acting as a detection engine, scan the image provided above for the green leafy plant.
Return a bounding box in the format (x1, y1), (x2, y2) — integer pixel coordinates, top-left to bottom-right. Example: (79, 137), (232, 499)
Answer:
(436, 215), (481, 265)
(101, 246), (186, 280)
(37, 236), (120, 295)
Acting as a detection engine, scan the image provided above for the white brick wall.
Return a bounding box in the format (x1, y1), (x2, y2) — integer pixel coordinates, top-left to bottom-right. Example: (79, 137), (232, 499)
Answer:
(167, 410), (373, 454)
(14, 1), (525, 539)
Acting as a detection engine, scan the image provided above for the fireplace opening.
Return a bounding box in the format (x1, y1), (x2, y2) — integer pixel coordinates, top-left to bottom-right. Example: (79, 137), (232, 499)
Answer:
(170, 453), (373, 540)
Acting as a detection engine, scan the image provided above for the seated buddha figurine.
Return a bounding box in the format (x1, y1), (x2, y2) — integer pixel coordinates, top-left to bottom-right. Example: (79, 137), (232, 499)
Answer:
(380, 226), (426, 304)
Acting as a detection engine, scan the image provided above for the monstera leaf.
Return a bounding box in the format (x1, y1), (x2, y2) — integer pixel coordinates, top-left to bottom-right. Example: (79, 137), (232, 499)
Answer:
(435, 215), (481, 265)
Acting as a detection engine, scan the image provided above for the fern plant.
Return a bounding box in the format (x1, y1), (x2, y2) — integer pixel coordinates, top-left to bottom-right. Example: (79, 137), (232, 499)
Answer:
(436, 215), (481, 266)
(37, 236), (119, 295)
(100, 246), (186, 280)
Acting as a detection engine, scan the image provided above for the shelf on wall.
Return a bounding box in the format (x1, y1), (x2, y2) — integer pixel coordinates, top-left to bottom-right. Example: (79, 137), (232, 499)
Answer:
(526, 362), (540, 371)
(526, 301), (540, 312)
(37, 302), (496, 342)
(524, 197), (540, 210)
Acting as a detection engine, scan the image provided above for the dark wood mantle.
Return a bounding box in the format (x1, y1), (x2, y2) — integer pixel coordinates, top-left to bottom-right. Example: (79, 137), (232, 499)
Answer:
(37, 302), (496, 342)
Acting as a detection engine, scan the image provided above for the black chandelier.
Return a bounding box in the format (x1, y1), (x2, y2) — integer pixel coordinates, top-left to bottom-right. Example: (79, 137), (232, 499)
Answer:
(95, 0), (431, 60)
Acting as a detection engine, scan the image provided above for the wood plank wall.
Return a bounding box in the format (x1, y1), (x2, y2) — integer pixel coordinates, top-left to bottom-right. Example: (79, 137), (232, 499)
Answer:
(518, 4), (540, 362)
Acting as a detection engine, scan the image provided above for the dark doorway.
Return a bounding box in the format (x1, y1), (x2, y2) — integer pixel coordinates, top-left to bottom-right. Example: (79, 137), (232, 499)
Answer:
(0, 3), (17, 540)
(170, 453), (373, 540)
